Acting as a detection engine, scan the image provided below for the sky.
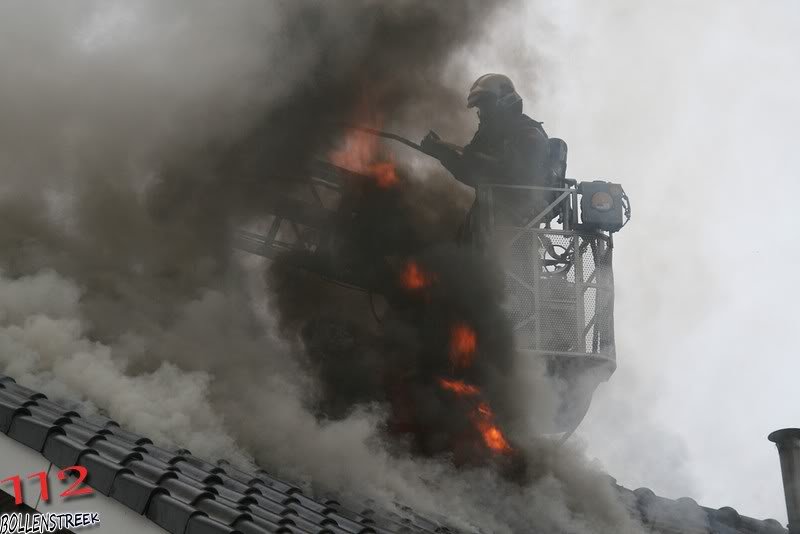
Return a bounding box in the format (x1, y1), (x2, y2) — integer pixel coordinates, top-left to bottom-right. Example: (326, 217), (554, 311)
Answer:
(494, 0), (800, 523)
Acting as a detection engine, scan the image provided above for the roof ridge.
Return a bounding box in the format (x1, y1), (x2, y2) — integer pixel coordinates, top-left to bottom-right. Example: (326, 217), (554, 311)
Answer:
(0, 374), (454, 534)
(0, 374), (787, 534)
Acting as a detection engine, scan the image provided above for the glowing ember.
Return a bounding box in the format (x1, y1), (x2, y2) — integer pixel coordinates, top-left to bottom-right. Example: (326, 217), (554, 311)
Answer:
(400, 260), (432, 290)
(438, 379), (513, 455)
(476, 420), (512, 453)
(449, 323), (477, 369)
(475, 403), (512, 453)
(330, 127), (398, 188)
(438, 378), (480, 396)
(366, 161), (398, 188)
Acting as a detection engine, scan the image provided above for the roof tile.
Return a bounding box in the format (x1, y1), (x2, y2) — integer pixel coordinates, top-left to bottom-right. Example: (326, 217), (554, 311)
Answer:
(146, 492), (206, 534)
(29, 398), (80, 418)
(291, 494), (335, 515)
(246, 501), (289, 525)
(78, 452), (133, 495)
(214, 472), (257, 495)
(175, 460), (225, 485)
(180, 453), (224, 473)
(83, 413), (119, 428)
(208, 484), (254, 505)
(42, 432), (95, 468)
(237, 515), (289, 534)
(91, 436), (144, 464)
(69, 416), (112, 436)
(364, 512), (417, 534)
(8, 414), (62, 451)
(249, 494), (289, 516)
(1, 381), (47, 400)
(139, 442), (185, 464)
(186, 513), (242, 534)
(635, 488), (713, 533)
(405, 513), (438, 533)
(328, 525), (376, 534)
(0, 389), (37, 408)
(160, 476), (216, 505)
(27, 403), (75, 424)
(60, 422), (103, 445)
(105, 425), (153, 445)
(280, 508), (330, 533)
(195, 495), (253, 526)
(322, 503), (367, 523)
(0, 401), (29, 433)
(285, 503), (332, 526)
(109, 471), (167, 514)
(136, 452), (180, 472)
(253, 483), (298, 507)
(325, 512), (375, 534)
(126, 458), (179, 485)
(219, 460), (262, 486)
(253, 470), (298, 494)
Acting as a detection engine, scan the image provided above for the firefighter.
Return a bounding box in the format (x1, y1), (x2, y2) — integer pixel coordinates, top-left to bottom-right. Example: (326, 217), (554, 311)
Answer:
(421, 74), (553, 236)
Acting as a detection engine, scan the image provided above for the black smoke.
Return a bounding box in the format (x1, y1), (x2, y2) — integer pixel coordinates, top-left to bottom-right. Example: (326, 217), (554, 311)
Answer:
(266, 160), (521, 468)
(0, 0), (523, 464)
(184, 1), (525, 465)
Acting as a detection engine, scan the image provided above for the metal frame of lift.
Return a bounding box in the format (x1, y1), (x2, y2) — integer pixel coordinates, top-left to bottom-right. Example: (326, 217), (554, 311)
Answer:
(476, 182), (617, 373)
(234, 167), (618, 381)
(233, 160), (345, 262)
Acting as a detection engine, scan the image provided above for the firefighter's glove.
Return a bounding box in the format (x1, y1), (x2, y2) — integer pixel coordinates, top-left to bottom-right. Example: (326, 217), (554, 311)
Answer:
(421, 130), (441, 153)
(421, 130), (457, 162)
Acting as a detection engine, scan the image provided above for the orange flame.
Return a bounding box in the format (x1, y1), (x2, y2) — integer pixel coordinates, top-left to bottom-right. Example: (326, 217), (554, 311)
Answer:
(474, 402), (512, 453)
(400, 260), (433, 290)
(449, 323), (477, 369)
(438, 378), (480, 396)
(330, 125), (398, 188)
(367, 161), (398, 188)
(438, 378), (513, 455)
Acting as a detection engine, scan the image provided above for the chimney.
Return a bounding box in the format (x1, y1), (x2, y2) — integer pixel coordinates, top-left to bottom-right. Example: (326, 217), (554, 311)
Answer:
(769, 428), (800, 534)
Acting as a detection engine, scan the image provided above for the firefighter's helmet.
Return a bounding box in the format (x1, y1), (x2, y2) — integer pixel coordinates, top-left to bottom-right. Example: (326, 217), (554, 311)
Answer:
(467, 73), (522, 112)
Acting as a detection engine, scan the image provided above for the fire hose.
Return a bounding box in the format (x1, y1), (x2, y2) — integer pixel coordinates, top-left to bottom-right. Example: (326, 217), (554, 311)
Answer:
(343, 125), (437, 159)
(347, 126), (632, 230)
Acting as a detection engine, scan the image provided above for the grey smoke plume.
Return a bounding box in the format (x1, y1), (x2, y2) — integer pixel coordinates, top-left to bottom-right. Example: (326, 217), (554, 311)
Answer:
(0, 1), (646, 532)
(505, 1), (798, 523)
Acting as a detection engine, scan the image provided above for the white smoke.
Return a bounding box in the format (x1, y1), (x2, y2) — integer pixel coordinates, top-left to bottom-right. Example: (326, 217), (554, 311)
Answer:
(0, 265), (646, 533)
(0, 269), (247, 461)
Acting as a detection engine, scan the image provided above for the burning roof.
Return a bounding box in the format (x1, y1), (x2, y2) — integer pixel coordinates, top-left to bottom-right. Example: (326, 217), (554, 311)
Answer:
(0, 374), (787, 534)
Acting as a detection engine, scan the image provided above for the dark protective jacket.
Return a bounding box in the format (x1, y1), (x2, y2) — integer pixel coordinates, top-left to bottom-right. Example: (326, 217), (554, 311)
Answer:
(440, 113), (555, 231)
(443, 113), (551, 190)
